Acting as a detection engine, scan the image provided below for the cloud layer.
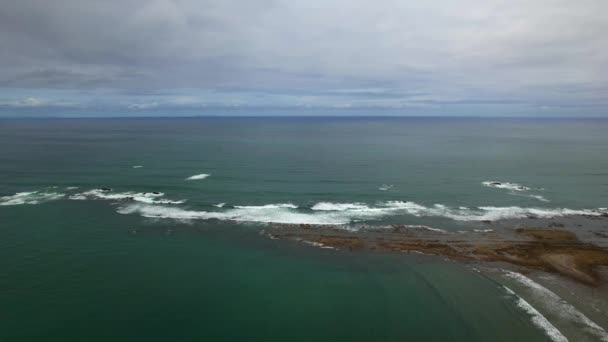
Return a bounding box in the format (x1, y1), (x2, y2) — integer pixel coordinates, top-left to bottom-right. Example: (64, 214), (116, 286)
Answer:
(1, 0), (607, 116)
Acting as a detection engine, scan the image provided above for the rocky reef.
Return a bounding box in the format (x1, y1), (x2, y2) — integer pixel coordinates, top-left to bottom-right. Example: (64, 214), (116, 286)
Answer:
(266, 219), (608, 286)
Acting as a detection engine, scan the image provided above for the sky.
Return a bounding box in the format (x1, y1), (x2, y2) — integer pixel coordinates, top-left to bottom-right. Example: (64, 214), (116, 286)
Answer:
(0, 0), (607, 117)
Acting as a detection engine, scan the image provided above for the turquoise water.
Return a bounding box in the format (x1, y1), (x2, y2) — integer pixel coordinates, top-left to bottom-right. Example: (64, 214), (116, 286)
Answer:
(2, 117), (608, 341)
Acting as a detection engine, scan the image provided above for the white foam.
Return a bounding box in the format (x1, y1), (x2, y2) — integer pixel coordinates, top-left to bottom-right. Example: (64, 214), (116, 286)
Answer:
(214, 203), (226, 208)
(132, 165), (143, 168)
(119, 203), (396, 225)
(378, 184), (394, 191)
(66, 186), (79, 190)
(503, 286), (568, 342)
(0, 191), (64, 206)
(384, 201), (606, 221)
(311, 202), (369, 211)
(117, 203), (366, 225)
(185, 173), (210, 180)
(72, 189), (185, 204)
(234, 203), (298, 209)
(119, 199), (607, 225)
(483, 181), (531, 191)
(505, 271), (608, 341)
(529, 194), (550, 202)
(483, 181), (549, 202)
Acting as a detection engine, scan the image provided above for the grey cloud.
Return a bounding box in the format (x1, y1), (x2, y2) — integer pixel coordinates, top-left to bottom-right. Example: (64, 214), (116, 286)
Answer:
(0, 0), (607, 115)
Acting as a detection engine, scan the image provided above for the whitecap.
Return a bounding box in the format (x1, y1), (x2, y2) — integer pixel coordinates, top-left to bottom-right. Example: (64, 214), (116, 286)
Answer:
(505, 271), (608, 341)
(0, 191), (64, 206)
(119, 200), (607, 225)
(311, 202), (369, 211)
(132, 165), (143, 168)
(117, 203), (356, 225)
(483, 181), (549, 202)
(379, 184), (394, 191)
(71, 189), (185, 205)
(213, 203), (226, 208)
(529, 194), (550, 202)
(234, 203), (298, 209)
(503, 285), (568, 342)
(384, 201), (606, 221)
(185, 173), (210, 180)
(483, 181), (532, 191)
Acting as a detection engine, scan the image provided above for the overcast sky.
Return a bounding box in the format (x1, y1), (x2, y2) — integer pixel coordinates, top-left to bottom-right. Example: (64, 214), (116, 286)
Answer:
(1, 0), (607, 116)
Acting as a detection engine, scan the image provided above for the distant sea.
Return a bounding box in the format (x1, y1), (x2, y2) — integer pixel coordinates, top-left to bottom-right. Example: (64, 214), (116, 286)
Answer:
(1, 117), (607, 341)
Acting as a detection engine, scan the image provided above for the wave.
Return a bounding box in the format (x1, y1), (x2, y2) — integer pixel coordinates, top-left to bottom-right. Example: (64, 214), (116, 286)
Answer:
(185, 173), (210, 180)
(70, 189), (185, 204)
(503, 285), (567, 342)
(483, 181), (549, 202)
(115, 200), (608, 225)
(311, 201), (606, 221)
(234, 203), (298, 209)
(311, 202), (370, 211)
(117, 203), (356, 225)
(378, 184), (394, 191)
(505, 271), (608, 341)
(3, 187), (607, 224)
(528, 194), (550, 202)
(483, 181), (532, 191)
(0, 191), (64, 206)
(132, 165), (143, 168)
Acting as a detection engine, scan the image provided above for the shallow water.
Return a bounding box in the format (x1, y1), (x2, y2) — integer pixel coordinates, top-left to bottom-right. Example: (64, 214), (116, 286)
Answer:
(1, 117), (607, 341)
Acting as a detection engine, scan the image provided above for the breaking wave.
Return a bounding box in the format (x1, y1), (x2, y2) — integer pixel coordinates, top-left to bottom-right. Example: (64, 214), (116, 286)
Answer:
(69, 189), (185, 204)
(185, 173), (210, 180)
(503, 285), (567, 342)
(311, 201), (606, 222)
(114, 200), (608, 225)
(505, 271), (608, 341)
(378, 184), (394, 191)
(0, 191), (64, 206)
(311, 202), (370, 211)
(117, 203), (356, 225)
(3, 187), (607, 225)
(483, 181), (532, 191)
(483, 181), (549, 202)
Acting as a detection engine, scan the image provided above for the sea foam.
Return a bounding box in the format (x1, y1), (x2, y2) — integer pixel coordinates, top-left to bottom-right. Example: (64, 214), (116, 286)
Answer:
(3, 187), (606, 225)
(115, 200), (608, 225)
(483, 181), (531, 191)
(312, 201), (606, 222)
(503, 285), (568, 342)
(185, 173), (210, 180)
(0, 191), (64, 206)
(117, 203), (354, 225)
(505, 271), (608, 341)
(483, 181), (549, 202)
(71, 189), (185, 204)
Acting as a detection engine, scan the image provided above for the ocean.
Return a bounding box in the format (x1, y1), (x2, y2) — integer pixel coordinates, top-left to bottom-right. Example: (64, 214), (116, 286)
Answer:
(1, 117), (607, 341)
